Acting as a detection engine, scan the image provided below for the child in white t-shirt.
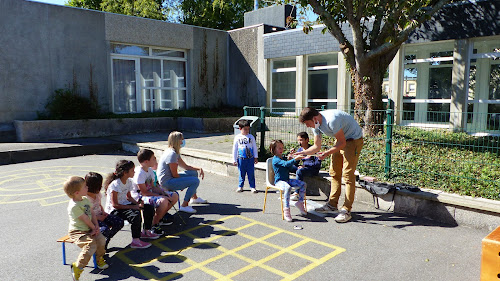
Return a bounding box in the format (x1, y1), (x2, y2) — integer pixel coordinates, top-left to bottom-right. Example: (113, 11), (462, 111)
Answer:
(233, 119), (258, 193)
(132, 149), (179, 235)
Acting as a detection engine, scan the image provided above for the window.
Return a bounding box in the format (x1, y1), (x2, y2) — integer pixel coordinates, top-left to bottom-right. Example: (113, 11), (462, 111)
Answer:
(271, 59), (296, 110)
(110, 43), (187, 113)
(307, 53), (338, 109)
(402, 42), (454, 124)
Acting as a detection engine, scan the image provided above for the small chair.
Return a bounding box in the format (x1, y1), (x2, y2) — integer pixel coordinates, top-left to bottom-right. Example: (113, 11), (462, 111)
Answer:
(263, 158), (307, 220)
(57, 235), (97, 268)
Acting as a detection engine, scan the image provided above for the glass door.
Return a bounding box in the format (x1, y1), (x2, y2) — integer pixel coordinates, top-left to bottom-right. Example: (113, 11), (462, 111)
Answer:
(112, 58), (139, 113)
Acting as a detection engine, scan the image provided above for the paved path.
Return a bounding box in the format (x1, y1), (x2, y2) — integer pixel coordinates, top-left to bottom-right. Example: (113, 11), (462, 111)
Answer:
(0, 153), (488, 281)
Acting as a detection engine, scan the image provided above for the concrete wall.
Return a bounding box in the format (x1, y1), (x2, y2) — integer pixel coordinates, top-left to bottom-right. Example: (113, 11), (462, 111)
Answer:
(227, 25), (267, 107)
(0, 0), (229, 125)
(244, 5), (295, 28)
(190, 28), (228, 108)
(0, 0), (108, 123)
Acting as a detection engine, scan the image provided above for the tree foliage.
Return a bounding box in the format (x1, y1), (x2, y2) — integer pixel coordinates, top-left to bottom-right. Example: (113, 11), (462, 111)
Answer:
(179, 0), (257, 30)
(66, 0), (166, 20)
(294, 0), (452, 135)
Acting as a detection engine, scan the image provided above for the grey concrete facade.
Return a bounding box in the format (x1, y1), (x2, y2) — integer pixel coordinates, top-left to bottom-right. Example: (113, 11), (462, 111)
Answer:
(0, 0), (108, 123)
(227, 25), (267, 107)
(0, 0), (228, 124)
(244, 5), (296, 28)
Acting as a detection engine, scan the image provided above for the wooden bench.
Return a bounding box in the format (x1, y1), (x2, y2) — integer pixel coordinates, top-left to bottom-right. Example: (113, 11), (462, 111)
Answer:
(57, 235), (97, 268)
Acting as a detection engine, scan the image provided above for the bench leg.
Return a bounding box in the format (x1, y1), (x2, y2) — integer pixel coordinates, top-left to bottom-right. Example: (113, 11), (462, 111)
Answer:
(93, 253), (97, 268)
(62, 242), (67, 265)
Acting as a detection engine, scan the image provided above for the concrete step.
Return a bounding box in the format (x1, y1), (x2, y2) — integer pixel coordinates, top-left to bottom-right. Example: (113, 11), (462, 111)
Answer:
(0, 138), (121, 165)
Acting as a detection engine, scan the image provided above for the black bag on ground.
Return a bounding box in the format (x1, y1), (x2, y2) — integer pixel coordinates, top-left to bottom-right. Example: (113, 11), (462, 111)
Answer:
(358, 180), (395, 195)
(394, 183), (421, 192)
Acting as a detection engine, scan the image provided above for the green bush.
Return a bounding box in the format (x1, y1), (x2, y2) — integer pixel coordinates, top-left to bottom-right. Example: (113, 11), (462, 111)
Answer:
(39, 88), (99, 120)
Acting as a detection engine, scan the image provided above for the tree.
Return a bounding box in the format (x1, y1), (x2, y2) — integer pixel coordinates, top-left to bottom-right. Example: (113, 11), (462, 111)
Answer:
(179, 0), (257, 30)
(66, 0), (166, 20)
(297, 0), (451, 136)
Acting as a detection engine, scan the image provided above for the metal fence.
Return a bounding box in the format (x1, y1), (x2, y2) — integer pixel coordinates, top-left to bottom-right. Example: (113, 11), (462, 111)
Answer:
(243, 104), (500, 200)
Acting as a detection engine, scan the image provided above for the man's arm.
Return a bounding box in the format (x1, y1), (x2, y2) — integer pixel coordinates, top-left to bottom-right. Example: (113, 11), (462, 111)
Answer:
(318, 129), (346, 160)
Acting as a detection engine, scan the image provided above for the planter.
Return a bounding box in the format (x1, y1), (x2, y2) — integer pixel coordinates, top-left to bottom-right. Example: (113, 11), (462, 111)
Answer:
(14, 117), (238, 142)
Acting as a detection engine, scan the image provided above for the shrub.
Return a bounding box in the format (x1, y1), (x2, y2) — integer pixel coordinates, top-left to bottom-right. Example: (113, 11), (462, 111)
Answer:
(40, 88), (100, 120)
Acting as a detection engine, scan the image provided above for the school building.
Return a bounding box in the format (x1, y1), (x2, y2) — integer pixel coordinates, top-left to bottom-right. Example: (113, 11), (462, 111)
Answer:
(1, 0), (499, 136)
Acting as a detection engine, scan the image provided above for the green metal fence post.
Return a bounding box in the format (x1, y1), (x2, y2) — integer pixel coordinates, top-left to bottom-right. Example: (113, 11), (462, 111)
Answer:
(321, 105), (325, 111)
(385, 99), (394, 176)
(243, 106), (248, 116)
(259, 106), (266, 155)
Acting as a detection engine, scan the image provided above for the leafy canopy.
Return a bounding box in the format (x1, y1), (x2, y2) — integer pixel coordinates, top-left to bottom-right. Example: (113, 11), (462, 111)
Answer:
(66, 0), (167, 20)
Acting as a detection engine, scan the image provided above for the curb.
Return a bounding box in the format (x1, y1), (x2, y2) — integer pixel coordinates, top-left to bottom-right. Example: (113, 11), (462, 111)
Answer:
(123, 139), (500, 231)
(0, 139), (121, 165)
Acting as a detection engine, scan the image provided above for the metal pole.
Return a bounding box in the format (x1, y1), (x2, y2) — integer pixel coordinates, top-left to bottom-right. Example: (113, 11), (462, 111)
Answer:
(259, 106), (266, 155)
(385, 99), (394, 176)
(243, 106), (248, 116)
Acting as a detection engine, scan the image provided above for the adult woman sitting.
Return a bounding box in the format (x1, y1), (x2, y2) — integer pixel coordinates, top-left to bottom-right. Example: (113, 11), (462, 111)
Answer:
(157, 131), (205, 213)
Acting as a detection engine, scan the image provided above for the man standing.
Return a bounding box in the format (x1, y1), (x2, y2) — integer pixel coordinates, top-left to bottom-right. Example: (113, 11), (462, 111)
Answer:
(296, 107), (363, 223)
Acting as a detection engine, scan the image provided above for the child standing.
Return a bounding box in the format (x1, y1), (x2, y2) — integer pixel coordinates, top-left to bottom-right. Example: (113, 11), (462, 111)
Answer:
(270, 140), (307, 222)
(132, 149), (179, 235)
(104, 160), (156, 249)
(233, 119), (259, 193)
(85, 172), (124, 249)
(64, 176), (108, 281)
(289, 132), (322, 200)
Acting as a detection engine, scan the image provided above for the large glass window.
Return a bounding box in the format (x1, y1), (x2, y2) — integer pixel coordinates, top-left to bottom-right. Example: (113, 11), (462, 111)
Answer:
(271, 59), (296, 109)
(307, 53), (338, 109)
(110, 43), (187, 113)
(402, 42), (454, 124)
(467, 39), (500, 132)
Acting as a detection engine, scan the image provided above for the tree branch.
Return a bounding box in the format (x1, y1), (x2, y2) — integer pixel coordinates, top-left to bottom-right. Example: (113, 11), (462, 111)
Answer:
(369, 0), (389, 50)
(308, 0), (356, 67)
(368, 0), (450, 60)
(344, 0), (365, 61)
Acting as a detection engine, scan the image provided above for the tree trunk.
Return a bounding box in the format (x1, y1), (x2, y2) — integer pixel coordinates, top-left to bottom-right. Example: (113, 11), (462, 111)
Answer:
(351, 59), (386, 137)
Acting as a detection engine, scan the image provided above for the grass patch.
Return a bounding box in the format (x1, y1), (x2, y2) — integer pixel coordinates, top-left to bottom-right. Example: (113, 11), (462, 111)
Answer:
(269, 126), (500, 201)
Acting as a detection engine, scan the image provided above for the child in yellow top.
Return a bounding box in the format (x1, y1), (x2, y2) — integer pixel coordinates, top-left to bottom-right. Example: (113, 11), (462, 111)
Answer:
(64, 176), (109, 281)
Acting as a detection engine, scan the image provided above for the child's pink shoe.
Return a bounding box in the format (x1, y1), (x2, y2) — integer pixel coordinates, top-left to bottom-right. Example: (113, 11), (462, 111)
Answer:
(141, 230), (160, 240)
(130, 239), (151, 249)
(283, 208), (293, 222)
(294, 201), (307, 216)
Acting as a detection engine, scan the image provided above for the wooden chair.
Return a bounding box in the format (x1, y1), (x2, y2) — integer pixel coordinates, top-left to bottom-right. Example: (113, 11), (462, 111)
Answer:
(263, 158), (307, 220)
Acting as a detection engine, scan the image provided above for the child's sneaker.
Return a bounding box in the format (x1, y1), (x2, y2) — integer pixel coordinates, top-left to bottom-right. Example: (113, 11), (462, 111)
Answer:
(151, 225), (165, 235)
(290, 193), (299, 201)
(96, 257), (109, 270)
(236, 187), (243, 192)
(130, 239), (151, 249)
(250, 188), (258, 193)
(294, 201), (307, 216)
(160, 216), (174, 226)
(189, 197), (208, 204)
(283, 208), (293, 222)
(70, 263), (83, 281)
(141, 230), (160, 240)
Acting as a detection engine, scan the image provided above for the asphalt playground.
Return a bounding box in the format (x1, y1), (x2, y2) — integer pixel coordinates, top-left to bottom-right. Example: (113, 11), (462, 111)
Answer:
(0, 151), (490, 280)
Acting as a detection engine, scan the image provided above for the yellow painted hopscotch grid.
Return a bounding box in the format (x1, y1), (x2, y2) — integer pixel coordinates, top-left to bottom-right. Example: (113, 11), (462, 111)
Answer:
(116, 215), (346, 280)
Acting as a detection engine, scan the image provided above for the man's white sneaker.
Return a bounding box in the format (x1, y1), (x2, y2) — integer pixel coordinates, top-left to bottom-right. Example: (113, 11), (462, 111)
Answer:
(334, 209), (352, 223)
(179, 205), (197, 213)
(250, 188), (258, 194)
(189, 197), (208, 204)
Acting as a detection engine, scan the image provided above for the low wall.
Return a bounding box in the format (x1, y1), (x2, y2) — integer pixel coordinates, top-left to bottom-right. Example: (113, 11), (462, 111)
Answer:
(14, 117), (238, 142)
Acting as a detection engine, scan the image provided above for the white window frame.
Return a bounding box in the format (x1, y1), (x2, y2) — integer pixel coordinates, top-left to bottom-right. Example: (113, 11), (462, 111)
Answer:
(110, 43), (188, 113)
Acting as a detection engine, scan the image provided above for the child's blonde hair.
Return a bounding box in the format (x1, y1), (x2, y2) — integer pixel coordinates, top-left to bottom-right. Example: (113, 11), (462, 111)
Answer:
(63, 176), (85, 198)
(168, 131), (183, 154)
(269, 139), (284, 156)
